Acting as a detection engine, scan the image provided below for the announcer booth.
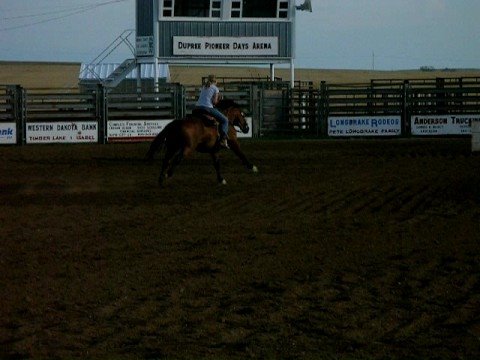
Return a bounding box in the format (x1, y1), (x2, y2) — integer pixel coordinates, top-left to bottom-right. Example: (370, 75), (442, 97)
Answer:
(135, 0), (312, 88)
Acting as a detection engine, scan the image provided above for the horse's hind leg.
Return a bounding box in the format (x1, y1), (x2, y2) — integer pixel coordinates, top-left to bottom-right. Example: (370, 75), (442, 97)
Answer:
(211, 152), (226, 185)
(145, 131), (165, 162)
(159, 146), (181, 185)
(167, 149), (183, 178)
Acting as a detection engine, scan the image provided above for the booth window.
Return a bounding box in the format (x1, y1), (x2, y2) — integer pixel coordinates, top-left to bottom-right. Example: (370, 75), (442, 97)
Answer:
(210, 0), (221, 17)
(163, 0), (289, 19)
(162, 0), (221, 18)
(242, 0), (277, 18)
(173, 0), (210, 17)
(163, 0), (173, 16)
(231, 0), (242, 18)
(231, 0), (288, 19)
(278, 0), (289, 18)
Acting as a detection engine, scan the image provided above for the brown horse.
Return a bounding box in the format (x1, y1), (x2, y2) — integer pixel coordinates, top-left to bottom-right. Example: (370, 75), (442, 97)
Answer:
(145, 99), (258, 185)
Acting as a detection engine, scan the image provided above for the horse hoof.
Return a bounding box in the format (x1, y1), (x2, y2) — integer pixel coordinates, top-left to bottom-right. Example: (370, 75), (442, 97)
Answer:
(252, 165), (259, 173)
(158, 175), (167, 186)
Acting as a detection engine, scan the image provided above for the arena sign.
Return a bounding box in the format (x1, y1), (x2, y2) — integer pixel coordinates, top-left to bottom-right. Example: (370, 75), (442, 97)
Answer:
(136, 36), (154, 57)
(328, 116), (402, 137)
(0, 123), (16, 144)
(411, 114), (480, 136)
(173, 37), (279, 56)
(26, 122), (98, 144)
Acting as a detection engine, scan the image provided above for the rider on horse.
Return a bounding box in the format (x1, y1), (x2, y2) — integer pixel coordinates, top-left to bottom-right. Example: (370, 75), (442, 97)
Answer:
(194, 74), (229, 149)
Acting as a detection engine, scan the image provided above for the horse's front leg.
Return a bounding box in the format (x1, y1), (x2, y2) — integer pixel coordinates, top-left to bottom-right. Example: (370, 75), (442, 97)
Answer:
(228, 140), (258, 173)
(211, 152), (227, 185)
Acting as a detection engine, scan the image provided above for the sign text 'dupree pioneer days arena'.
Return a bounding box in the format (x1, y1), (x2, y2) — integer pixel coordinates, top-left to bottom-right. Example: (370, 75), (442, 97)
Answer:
(173, 37), (278, 56)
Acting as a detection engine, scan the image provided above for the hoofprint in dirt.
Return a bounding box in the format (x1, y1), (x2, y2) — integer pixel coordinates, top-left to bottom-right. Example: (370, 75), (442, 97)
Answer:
(1, 139), (479, 359)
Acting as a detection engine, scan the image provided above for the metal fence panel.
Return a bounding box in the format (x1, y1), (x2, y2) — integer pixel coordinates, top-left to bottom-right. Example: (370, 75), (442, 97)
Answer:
(3, 77), (480, 145)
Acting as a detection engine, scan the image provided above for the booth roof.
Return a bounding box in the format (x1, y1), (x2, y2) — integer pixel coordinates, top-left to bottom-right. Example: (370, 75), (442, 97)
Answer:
(79, 62), (170, 80)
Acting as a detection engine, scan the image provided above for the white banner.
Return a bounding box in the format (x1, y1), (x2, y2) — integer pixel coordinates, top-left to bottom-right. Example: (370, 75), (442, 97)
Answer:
(107, 118), (253, 142)
(107, 120), (173, 142)
(0, 123), (16, 144)
(173, 36), (278, 56)
(411, 114), (479, 135)
(328, 116), (401, 137)
(26, 122), (98, 144)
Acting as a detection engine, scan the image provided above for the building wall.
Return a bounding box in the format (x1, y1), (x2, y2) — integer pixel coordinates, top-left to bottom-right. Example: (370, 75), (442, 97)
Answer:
(136, 0), (155, 37)
(136, 0), (293, 63)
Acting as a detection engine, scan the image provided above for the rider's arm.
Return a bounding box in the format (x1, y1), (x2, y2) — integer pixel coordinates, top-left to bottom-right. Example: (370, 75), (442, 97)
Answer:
(212, 91), (220, 106)
(211, 84), (223, 106)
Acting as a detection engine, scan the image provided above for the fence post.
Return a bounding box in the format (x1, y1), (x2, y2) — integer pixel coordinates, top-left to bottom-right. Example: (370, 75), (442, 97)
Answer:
(402, 80), (410, 137)
(251, 85), (260, 138)
(7, 85), (25, 145)
(178, 84), (186, 120)
(319, 81), (328, 137)
(436, 77), (445, 115)
(96, 84), (108, 144)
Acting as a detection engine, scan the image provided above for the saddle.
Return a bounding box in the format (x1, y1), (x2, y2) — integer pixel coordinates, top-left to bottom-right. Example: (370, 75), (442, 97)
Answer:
(192, 108), (218, 128)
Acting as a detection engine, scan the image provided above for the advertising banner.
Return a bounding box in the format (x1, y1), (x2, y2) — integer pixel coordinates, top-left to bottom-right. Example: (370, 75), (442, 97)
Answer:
(411, 114), (479, 135)
(107, 120), (173, 142)
(26, 122), (98, 144)
(0, 123), (16, 144)
(107, 118), (253, 143)
(328, 116), (401, 137)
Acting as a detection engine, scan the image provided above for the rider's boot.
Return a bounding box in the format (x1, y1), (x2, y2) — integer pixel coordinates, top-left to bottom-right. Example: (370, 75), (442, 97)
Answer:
(219, 134), (229, 149)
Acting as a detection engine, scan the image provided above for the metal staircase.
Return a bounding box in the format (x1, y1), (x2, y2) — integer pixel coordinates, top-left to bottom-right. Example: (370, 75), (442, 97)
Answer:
(81, 29), (137, 89)
(103, 58), (137, 88)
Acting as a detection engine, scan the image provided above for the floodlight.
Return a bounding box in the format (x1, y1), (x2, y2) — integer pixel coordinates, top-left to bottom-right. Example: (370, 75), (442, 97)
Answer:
(296, 0), (312, 12)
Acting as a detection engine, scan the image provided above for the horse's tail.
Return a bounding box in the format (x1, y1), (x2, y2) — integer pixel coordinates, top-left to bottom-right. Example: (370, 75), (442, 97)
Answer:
(145, 121), (175, 161)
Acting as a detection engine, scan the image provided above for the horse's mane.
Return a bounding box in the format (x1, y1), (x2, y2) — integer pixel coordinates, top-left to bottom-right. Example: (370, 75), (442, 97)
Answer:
(216, 98), (240, 110)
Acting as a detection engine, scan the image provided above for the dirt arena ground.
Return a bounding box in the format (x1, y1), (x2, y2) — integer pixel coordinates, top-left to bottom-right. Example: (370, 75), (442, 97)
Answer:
(1, 138), (480, 359)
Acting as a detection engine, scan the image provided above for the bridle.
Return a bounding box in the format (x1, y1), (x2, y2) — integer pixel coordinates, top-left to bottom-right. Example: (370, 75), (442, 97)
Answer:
(231, 109), (248, 133)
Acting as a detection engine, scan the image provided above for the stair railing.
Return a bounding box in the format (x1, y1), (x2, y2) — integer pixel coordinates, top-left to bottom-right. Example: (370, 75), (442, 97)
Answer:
(82, 29), (136, 83)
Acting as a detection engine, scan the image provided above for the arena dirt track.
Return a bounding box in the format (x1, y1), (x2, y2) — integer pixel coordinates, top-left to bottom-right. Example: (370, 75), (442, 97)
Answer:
(1, 138), (480, 359)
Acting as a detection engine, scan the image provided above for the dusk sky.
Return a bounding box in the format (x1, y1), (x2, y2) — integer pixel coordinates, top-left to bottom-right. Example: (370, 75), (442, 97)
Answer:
(1, 0), (479, 70)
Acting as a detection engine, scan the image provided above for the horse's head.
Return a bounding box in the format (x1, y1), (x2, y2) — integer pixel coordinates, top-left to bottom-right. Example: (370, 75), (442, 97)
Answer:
(230, 107), (250, 134)
(218, 99), (250, 134)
